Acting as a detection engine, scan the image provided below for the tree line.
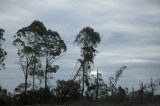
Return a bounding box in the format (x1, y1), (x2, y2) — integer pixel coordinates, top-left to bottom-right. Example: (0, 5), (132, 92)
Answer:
(0, 20), (160, 105)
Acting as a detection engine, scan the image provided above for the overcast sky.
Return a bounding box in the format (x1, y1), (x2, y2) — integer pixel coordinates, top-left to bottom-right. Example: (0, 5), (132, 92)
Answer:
(0, 0), (160, 92)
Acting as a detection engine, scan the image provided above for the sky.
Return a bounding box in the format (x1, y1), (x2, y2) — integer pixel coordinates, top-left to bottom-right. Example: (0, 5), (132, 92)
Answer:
(0, 0), (160, 92)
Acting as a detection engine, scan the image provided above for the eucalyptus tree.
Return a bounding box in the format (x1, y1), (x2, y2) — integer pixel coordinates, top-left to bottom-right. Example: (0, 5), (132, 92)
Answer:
(0, 28), (7, 70)
(13, 20), (47, 94)
(13, 20), (67, 92)
(74, 27), (101, 96)
(41, 29), (66, 89)
(27, 21), (47, 90)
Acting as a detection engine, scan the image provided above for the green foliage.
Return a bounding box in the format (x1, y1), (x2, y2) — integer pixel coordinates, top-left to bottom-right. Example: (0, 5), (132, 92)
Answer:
(14, 83), (31, 94)
(0, 28), (7, 70)
(0, 29), (5, 41)
(27, 88), (53, 104)
(117, 86), (126, 101)
(40, 25), (66, 89)
(56, 80), (81, 101)
(74, 27), (101, 67)
(75, 27), (100, 48)
(0, 86), (7, 96)
(0, 86), (17, 106)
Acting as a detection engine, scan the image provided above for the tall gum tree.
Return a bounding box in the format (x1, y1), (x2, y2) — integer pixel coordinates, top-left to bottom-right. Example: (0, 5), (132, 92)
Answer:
(41, 29), (67, 89)
(13, 20), (48, 95)
(27, 21), (46, 90)
(74, 27), (101, 96)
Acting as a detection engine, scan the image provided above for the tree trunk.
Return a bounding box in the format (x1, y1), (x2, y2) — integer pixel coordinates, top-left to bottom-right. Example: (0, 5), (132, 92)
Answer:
(24, 59), (29, 95)
(32, 73), (35, 90)
(45, 57), (48, 89)
(96, 69), (99, 100)
(150, 78), (154, 96)
(141, 82), (144, 104)
(45, 71), (47, 89)
(24, 62), (28, 104)
(81, 61), (84, 97)
(25, 73), (28, 95)
(32, 62), (36, 90)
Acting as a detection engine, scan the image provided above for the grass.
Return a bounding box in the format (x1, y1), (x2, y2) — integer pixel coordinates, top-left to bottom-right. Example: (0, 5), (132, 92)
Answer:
(21, 103), (160, 106)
